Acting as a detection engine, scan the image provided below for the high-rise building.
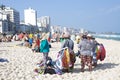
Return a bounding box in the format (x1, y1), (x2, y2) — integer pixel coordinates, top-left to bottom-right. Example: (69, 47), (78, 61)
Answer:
(37, 16), (50, 32)
(4, 7), (20, 25)
(0, 6), (20, 33)
(24, 8), (37, 26)
(0, 12), (8, 33)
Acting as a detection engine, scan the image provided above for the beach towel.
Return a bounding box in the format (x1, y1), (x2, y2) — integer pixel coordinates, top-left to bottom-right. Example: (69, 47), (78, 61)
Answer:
(0, 58), (9, 62)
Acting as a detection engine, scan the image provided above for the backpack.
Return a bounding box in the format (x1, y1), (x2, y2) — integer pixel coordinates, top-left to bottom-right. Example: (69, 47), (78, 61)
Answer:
(97, 44), (106, 61)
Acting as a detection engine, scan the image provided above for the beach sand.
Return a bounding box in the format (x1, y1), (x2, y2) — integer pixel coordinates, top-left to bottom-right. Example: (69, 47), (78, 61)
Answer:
(0, 39), (120, 80)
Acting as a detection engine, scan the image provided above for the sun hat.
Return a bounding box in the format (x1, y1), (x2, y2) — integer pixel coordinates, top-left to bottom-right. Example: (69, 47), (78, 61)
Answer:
(63, 32), (70, 38)
(41, 32), (49, 40)
(87, 34), (92, 37)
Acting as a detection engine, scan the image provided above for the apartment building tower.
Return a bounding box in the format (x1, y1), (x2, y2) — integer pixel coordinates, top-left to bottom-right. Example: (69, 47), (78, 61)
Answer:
(24, 8), (37, 26)
(0, 5), (20, 33)
(37, 16), (50, 32)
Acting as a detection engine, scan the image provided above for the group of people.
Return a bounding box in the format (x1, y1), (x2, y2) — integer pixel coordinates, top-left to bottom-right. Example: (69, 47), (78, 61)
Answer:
(0, 31), (100, 74)
(0, 33), (12, 42)
(78, 34), (99, 72)
(60, 32), (99, 72)
(37, 31), (99, 74)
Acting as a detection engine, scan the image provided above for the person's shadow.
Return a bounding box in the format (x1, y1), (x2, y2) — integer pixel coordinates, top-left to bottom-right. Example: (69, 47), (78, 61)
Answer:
(93, 63), (119, 71)
(0, 58), (9, 62)
(73, 62), (119, 73)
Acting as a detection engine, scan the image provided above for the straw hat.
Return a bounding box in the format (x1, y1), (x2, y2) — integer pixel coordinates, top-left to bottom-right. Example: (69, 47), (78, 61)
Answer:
(87, 34), (93, 38)
(41, 32), (49, 40)
(63, 32), (70, 38)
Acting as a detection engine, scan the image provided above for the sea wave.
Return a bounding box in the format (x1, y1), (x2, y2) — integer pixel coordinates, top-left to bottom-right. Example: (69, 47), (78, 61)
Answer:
(92, 34), (120, 41)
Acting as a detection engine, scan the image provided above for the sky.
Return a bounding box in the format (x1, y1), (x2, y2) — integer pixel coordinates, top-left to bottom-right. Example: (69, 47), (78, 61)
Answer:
(0, 0), (120, 33)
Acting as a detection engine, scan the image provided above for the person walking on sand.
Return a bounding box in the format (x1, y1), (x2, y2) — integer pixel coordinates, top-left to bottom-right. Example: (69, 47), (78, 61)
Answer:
(40, 33), (50, 69)
(61, 32), (74, 50)
(61, 32), (75, 72)
(78, 34), (93, 72)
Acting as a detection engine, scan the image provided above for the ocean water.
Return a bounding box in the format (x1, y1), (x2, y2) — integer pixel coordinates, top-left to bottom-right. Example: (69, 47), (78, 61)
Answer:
(92, 33), (120, 41)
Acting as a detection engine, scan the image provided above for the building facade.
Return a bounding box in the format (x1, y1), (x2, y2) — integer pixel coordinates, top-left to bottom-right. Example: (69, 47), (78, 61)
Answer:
(24, 8), (37, 26)
(0, 6), (20, 34)
(37, 16), (50, 32)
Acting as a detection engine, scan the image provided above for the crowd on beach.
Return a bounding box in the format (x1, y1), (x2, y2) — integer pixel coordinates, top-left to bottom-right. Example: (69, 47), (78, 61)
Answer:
(0, 31), (105, 74)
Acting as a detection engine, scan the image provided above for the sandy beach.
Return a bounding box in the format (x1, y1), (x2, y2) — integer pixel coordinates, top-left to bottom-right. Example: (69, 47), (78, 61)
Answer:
(0, 38), (120, 80)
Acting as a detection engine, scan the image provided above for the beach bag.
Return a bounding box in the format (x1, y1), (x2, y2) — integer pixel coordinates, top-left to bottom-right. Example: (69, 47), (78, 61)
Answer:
(97, 44), (106, 61)
(100, 44), (106, 61)
(55, 47), (76, 73)
(55, 48), (70, 69)
(62, 48), (70, 69)
(55, 49), (68, 69)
